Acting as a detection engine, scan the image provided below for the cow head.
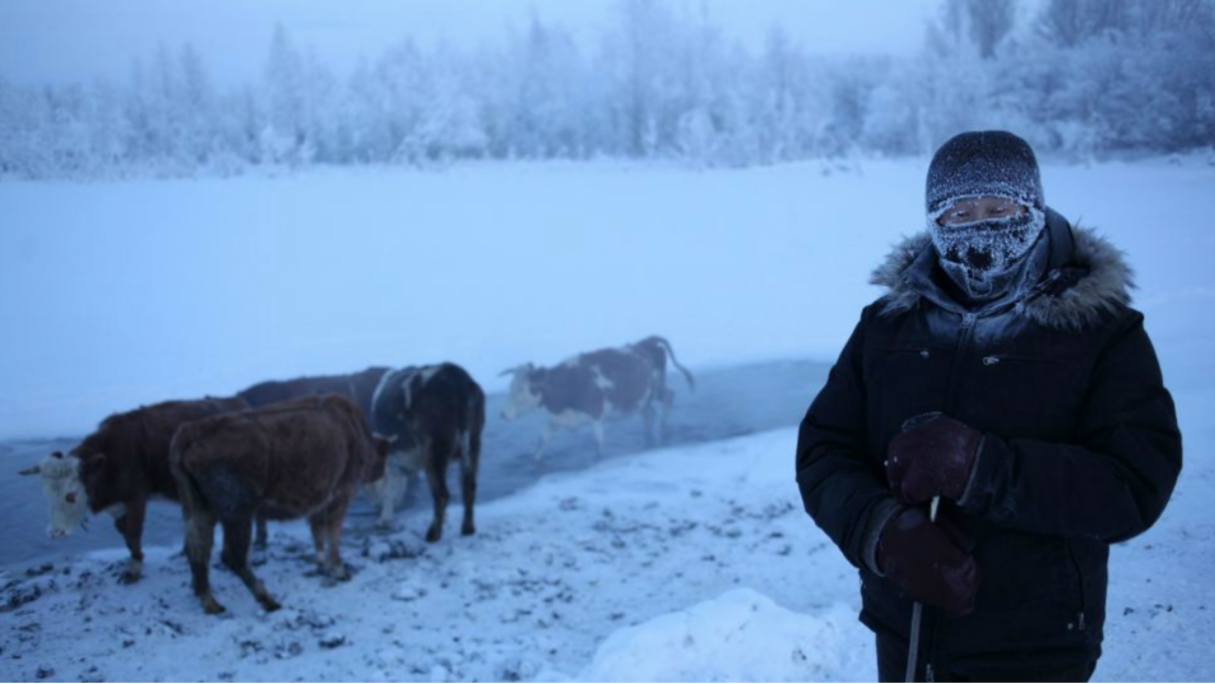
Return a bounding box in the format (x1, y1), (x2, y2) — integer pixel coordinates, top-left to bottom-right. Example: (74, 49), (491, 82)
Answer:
(500, 363), (542, 420)
(367, 433), (396, 483)
(21, 451), (89, 539)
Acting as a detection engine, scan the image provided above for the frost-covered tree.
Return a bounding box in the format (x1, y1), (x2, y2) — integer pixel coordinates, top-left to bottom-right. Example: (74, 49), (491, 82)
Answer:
(261, 23), (315, 166)
(399, 47), (487, 164)
(600, 0), (681, 156)
(176, 43), (216, 165)
(933, 0), (1017, 59)
(493, 15), (587, 158)
(2, 0), (1214, 178)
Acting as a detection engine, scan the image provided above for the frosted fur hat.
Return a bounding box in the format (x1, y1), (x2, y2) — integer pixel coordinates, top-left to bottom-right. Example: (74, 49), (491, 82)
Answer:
(925, 131), (1044, 214)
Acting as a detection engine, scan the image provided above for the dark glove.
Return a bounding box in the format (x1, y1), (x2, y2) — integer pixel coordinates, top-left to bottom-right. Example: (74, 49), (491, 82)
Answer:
(877, 506), (978, 616)
(886, 414), (982, 504)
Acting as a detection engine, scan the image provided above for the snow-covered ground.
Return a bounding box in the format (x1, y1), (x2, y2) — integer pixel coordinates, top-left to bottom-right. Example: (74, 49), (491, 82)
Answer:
(0, 429), (873, 682)
(1, 409), (1211, 682)
(2, 157), (1214, 681)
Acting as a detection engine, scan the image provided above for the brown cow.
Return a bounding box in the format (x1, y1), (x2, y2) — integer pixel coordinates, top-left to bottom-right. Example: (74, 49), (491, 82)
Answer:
(18, 397), (249, 583)
(170, 394), (389, 615)
(500, 336), (695, 459)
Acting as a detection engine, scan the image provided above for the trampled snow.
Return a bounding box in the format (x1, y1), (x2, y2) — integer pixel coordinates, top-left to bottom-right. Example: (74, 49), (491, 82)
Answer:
(581, 588), (868, 682)
(1, 410), (1212, 681)
(1, 157), (1214, 681)
(0, 429), (880, 682)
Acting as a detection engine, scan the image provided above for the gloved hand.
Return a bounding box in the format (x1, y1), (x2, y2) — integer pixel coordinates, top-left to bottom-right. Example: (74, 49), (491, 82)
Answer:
(877, 506), (978, 616)
(886, 414), (982, 504)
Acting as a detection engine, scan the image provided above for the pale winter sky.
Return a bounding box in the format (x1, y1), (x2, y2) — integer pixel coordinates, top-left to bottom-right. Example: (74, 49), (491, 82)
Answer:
(1, 0), (942, 86)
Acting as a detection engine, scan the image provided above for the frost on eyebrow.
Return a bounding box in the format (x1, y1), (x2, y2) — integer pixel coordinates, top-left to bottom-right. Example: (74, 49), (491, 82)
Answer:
(928, 194), (1026, 225)
(927, 205), (1046, 276)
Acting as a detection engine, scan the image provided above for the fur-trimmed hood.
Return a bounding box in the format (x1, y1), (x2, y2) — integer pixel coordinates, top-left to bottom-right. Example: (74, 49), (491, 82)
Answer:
(870, 218), (1135, 331)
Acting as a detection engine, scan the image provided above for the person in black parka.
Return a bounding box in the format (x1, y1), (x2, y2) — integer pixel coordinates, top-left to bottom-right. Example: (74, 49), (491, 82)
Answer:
(796, 131), (1182, 682)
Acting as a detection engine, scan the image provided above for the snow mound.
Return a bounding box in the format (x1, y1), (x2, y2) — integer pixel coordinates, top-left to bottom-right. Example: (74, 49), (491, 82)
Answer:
(580, 588), (869, 682)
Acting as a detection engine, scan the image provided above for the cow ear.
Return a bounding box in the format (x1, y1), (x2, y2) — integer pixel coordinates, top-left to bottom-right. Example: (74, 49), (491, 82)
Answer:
(52, 451), (64, 459)
(18, 465), (40, 476)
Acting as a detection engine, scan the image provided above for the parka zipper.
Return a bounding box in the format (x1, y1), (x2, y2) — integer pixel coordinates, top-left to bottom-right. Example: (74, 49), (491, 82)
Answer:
(1065, 541), (1088, 632)
(944, 312), (979, 412)
(924, 311), (979, 681)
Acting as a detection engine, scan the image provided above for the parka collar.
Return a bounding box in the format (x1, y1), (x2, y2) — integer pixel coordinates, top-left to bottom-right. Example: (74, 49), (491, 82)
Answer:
(870, 208), (1135, 330)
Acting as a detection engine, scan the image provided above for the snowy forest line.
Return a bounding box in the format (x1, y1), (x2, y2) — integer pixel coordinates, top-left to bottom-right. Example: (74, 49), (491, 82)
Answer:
(2, 0), (1214, 179)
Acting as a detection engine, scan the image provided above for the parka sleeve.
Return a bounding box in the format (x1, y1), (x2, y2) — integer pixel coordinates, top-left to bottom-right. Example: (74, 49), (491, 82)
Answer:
(959, 310), (1182, 542)
(797, 306), (901, 569)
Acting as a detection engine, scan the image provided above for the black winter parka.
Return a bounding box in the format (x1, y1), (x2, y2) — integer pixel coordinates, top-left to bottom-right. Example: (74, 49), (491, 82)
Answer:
(796, 211), (1182, 667)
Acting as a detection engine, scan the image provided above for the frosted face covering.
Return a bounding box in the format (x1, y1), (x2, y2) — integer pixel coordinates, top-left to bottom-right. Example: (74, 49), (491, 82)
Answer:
(929, 200), (1045, 275)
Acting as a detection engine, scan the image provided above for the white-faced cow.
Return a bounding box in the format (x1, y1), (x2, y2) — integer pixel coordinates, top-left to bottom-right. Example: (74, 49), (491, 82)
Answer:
(500, 335), (694, 459)
(368, 363), (485, 542)
(18, 397), (249, 583)
(170, 394), (389, 615)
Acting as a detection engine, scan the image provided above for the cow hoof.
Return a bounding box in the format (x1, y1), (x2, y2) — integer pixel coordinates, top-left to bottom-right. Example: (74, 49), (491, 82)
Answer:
(425, 528), (442, 543)
(461, 523), (475, 536)
(260, 597), (282, 613)
(202, 598), (226, 615)
(117, 560), (142, 584)
(329, 565), (351, 582)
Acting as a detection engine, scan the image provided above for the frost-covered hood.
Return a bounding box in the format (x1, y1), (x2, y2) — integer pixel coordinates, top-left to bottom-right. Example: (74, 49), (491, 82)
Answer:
(871, 210), (1134, 330)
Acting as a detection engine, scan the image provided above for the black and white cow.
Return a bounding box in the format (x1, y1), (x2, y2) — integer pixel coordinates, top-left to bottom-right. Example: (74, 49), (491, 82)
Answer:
(368, 363), (485, 542)
(500, 335), (694, 459)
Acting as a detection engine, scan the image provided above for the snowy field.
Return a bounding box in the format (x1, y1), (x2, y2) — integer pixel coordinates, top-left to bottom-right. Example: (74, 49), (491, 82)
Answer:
(1, 157), (1213, 437)
(1, 157), (1214, 681)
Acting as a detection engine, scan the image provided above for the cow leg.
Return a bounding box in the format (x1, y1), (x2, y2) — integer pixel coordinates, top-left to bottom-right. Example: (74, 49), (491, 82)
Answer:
(323, 499), (353, 581)
(374, 460), (403, 530)
(221, 517), (280, 613)
(254, 512), (269, 550)
(308, 515), (329, 567)
(115, 499), (146, 584)
(661, 387), (675, 441)
(533, 422), (554, 461)
(404, 468), (423, 508)
(424, 441), (450, 543)
(591, 420), (606, 458)
(459, 430), (477, 537)
(643, 404), (656, 447)
(183, 508), (224, 615)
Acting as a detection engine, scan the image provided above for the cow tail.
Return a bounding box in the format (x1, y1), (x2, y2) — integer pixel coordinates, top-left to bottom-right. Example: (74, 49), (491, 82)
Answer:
(467, 384), (485, 471)
(168, 424), (209, 517)
(653, 336), (695, 390)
